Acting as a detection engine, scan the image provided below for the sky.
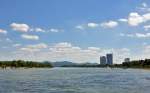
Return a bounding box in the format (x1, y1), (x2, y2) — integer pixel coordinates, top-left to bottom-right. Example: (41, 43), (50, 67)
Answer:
(0, 0), (150, 64)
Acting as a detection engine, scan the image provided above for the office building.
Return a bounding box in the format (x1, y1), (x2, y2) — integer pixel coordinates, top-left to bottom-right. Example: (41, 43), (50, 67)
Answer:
(124, 58), (130, 62)
(100, 56), (107, 65)
(106, 53), (113, 65)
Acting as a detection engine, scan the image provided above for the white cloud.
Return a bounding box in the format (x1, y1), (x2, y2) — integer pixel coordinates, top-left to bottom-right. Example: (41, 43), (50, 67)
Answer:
(10, 23), (30, 32)
(88, 47), (100, 51)
(128, 12), (144, 26)
(135, 33), (150, 38)
(0, 29), (7, 34)
(21, 34), (39, 40)
(13, 44), (21, 47)
(27, 43), (47, 49)
(76, 25), (84, 30)
(76, 21), (118, 30)
(126, 34), (134, 37)
(120, 48), (130, 52)
(34, 28), (45, 32)
(54, 42), (72, 48)
(120, 33), (134, 38)
(143, 13), (150, 21)
(118, 18), (128, 22)
(49, 28), (61, 32)
(75, 23), (99, 30)
(20, 43), (47, 52)
(120, 33), (150, 38)
(113, 48), (131, 62)
(30, 27), (62, 33)
(137, 2), (150, 12)
(119, 33), (125, 36)
(142, 2), (148, 8)
(127, 12), (150, 26)
(144, 25), (150, 31)
(20, 47), (40, 52)
(131, 44), (150, 60)
(143, 45), (150, 54)
(100, 21), (118, 28)
(47, 42), (102, 63)
(118, 4), (150, 26)
(87, 23), (99, 28)
(71, 46), (81, 50)
(139, 44), (150, 59)
(11, 42), (131, 64)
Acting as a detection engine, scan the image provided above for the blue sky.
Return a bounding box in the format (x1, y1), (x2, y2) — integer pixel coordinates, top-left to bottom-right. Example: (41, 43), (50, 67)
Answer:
(0, 0), (150, 63)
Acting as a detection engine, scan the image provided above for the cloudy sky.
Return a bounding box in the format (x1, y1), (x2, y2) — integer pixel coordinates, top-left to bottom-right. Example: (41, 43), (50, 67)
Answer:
(0, 0), (150, 63)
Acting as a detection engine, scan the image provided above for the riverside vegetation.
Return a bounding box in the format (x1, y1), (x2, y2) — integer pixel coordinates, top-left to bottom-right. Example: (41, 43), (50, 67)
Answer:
(106, 59), (150, 69)
(121, 59), (150, 68)
(0, 60), (52, 68)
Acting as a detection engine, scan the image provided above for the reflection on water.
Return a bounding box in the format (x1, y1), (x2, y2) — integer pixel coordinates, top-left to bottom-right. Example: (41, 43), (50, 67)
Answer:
(0, 68), (150, 93)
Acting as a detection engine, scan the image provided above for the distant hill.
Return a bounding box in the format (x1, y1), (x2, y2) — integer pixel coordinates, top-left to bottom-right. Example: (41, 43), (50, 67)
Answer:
(50, 61), (77, 67)
(43, 61), (99, 67)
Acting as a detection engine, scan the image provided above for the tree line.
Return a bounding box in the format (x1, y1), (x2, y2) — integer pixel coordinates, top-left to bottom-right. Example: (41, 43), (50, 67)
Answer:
(122, 59), (150, 68)
(0, 60), (52, 68)
(100, 59), (150, 68)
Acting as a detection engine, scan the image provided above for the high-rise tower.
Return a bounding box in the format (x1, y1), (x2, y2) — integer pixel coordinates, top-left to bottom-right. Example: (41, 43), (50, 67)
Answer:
(100, 56), (107, 65)
(106, 53), (113, 65)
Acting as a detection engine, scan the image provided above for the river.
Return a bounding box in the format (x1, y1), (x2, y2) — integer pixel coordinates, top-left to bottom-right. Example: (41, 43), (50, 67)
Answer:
(0, 67), (150, 93)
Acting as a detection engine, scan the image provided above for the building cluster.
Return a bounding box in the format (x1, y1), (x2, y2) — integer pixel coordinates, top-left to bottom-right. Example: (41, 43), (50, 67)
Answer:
(100, 53), (113, 65)
(124, 58), (130, 62)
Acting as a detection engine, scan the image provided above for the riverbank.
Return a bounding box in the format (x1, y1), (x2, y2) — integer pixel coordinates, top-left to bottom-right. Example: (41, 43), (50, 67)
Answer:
(0, 60), (53, 68)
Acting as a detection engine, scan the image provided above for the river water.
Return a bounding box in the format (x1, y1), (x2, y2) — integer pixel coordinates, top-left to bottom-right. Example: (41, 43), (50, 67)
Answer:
(0, 67), (150, 93)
